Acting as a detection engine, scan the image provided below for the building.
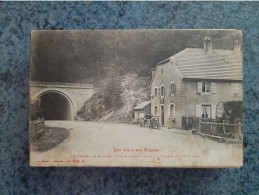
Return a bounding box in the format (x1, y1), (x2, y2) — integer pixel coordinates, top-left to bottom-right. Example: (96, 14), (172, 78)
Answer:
(150, 37), (243, 129)
(133, 101), (151, 121)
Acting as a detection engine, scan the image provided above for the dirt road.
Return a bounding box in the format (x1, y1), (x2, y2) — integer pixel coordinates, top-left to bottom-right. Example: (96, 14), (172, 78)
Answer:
(30, 121), (243, 167)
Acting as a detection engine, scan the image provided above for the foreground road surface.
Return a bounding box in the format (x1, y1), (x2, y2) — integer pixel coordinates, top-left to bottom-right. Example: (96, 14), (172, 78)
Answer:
(30, 121), (242, 167)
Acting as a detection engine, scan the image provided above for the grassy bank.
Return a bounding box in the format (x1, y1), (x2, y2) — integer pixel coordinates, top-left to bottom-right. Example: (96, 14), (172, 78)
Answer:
(31, 127), (71, 152)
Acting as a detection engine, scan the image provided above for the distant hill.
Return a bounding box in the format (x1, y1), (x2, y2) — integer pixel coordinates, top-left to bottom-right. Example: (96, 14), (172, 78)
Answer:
(76, 74), (151, 123)
(31, 30), (241, 83)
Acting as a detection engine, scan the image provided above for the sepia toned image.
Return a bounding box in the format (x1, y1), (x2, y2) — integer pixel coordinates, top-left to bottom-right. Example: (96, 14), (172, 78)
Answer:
(30, 30), (243, 167)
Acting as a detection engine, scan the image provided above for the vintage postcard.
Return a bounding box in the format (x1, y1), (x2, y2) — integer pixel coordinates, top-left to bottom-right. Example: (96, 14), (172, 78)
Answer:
(30, 30), (243, 167)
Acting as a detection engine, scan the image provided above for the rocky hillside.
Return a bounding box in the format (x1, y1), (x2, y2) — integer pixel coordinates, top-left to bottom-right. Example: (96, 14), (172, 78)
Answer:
(76, 74), (151, 123)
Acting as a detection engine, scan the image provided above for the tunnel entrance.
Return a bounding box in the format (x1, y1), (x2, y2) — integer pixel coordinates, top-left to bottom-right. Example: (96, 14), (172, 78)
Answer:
(39, 92), (73, 120)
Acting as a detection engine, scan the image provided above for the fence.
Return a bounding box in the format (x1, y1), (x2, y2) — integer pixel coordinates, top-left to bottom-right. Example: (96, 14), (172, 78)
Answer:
(198, 119), (243, 140)
(30, 119), (45, 142)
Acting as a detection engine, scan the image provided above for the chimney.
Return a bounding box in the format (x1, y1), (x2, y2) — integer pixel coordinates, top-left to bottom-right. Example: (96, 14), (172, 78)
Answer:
(203, 37), (213, 54)
(234, 40), (241, 55)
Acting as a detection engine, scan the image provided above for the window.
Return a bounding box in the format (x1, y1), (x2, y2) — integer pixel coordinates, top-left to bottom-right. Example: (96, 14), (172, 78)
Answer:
(161, 85), (165, 96)
(196, 104), (216, 119)
(197, 82), (216, 94)
(154, 88), (158, 97)
(161, 68), (164, 75)
(161, 105), (165, 125)
(201, 105), (211, 119)
(202, 82), (211, 93)
(232, 83), (241, 94)
(169, 82), (175, 95)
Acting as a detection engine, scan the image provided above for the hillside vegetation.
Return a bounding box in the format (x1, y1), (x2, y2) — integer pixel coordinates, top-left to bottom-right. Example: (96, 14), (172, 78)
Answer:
(76, 74), (151, 123)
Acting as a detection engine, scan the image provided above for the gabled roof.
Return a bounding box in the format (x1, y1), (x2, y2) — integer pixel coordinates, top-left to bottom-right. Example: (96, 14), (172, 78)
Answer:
(168, 48), (242, 80)
(133, 101), (151, 110)
(152, 48), (242, 82)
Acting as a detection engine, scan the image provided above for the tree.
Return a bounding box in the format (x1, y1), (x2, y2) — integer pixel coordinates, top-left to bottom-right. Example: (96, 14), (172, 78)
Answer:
(103, 63), (123, 111)
(222, 101), (243, 123)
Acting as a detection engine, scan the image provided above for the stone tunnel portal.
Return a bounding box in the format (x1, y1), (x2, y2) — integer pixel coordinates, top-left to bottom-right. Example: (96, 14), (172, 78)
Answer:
(39, 92), (73, 120)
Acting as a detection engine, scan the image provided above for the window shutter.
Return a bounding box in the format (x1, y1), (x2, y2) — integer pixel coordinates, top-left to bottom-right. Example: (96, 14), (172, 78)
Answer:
(238, 83), (242, 93)
(173, 83), (175, 94)
(211, 83), (216, 94)
(211, 105), (216, 119)
(158, 88), (160, 97)
(169, 84), (171, 95)
(231, 83), (235, 94)
(168, 105), (170, 118)
(196, 104), (201, 117)
(197, 82), (202, 93)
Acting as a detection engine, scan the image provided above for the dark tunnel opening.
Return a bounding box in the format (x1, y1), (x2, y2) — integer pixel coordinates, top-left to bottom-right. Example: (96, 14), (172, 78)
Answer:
(39, 92), (73, 120)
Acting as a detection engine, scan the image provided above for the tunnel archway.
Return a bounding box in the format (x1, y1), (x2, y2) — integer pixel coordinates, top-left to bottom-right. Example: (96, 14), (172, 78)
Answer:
(37, 90), (74, 120)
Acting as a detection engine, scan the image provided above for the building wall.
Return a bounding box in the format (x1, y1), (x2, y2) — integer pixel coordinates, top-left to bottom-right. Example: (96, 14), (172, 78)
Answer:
(184, 80), (243, 118)
(134, 111), (140, 120)
(151, 61), (183, 129)
(143, 104), (151, 115)
(151, 62), (243, 129)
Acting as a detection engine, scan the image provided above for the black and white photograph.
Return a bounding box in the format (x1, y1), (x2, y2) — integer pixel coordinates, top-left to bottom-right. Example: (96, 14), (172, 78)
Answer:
(30, 30), (243, 167)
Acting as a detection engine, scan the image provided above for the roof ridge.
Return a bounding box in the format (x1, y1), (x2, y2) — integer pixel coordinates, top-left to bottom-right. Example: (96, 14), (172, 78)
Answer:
(169, 48), (189, 60)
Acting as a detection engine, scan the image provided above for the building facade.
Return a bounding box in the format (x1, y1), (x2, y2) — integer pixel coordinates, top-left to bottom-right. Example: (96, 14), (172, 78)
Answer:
(150, 37), (243, 129)
(133, 101), (151, 121)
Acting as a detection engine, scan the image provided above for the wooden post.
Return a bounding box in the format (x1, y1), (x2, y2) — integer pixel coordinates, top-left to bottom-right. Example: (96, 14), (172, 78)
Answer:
(211, 122), (213, 135)
(238, 122), (242, 140)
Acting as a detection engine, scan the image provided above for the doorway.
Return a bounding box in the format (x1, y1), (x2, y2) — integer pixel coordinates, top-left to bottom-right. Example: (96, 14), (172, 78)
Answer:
(154, 106), (158, 117)
(161, 105), (164, 126)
